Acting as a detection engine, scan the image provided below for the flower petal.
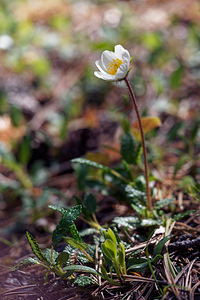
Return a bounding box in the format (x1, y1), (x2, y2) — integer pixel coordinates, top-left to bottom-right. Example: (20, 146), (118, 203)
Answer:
(115, 63), (129, 80)
(101, 50), (116, 69)
(95, 60), (107, 73)
(114, 44), (125, 59)
(94, 71), (115, 81)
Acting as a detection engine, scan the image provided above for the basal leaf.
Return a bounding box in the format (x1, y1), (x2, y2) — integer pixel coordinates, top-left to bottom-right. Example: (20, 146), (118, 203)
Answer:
(12, 257), (39, 271)
(63, 265), (102, 277)
(84, 193), (97, 215)
(154, 198), (174, 209)
(120, 132), (136, 164)
(26, 232), (47, 263)
(113, 216), (140, 229)
(153, 236), (170, 257)
(56, 252), (69, 266)
(71, 158), (110, 172)
(73, 275), (97, 287)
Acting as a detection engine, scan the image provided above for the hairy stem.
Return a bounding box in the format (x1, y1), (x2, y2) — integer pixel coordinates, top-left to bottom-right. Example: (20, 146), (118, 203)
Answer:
(125, 77), (152, 211)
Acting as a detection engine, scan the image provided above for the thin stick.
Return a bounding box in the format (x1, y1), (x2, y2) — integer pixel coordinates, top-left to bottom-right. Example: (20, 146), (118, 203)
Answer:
(125, 77), (152, 211)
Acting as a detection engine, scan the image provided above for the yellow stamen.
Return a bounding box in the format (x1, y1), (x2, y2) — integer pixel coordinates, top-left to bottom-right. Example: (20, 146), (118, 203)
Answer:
(107, 58), (123, 75)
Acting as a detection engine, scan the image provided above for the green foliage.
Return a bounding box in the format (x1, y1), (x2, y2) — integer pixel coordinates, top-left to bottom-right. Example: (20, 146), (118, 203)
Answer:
(49, 205), (82, 246)
(26, 232), (47, 262)
(101, 228), (127, 280)
(12, 257), (39, 271)
(73, 276), (97, 287)
(121, 132), (137, 164)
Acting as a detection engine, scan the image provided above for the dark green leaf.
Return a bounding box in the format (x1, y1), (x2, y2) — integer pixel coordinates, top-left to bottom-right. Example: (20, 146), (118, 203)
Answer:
(26, 232), (47, 262)
(113, 216), (140, 229)
(84, 193), (97, 215)
(153, 236), (170, 257)
(63, 265), (102, 277)
(120, 132), (136, 164)
(12, 257), (39, 271)
(170, 65), (184, 89)
(56, 252), (69, 266)
(73, 275), (97, 287)
(154, 198), (174, 209)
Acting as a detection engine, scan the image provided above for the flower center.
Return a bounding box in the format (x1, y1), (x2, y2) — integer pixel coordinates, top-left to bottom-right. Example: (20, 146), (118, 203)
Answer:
(107, 58), (123, 75)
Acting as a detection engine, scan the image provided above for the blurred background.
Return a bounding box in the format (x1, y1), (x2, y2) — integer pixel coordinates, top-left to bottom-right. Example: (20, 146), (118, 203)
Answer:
(0, 0), (199, 241)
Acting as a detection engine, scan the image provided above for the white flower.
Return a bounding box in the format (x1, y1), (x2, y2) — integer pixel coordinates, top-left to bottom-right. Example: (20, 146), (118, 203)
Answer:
(94, 44), (130, 81)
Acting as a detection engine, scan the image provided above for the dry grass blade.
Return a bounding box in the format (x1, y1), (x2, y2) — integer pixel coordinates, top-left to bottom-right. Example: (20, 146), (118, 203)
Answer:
(185, 259), (196, 289)
(190, 281), (200, 300)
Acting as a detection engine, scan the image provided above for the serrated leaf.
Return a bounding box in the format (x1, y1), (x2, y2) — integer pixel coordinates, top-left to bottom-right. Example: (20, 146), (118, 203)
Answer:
(56, 252), (69, 266)
(154, 198), (174, 209)
(120, 132), (136, 164)
(44, 248), (59, 264)
(49, 204), (82, 221)
(51, 205), (82, 246)
(71, 158), (110, 172)
(140, 219), (162, 226)
(26, 232), (47, 262)
(65, 237), (87, 251)
(173, 210), (194, 221)
(69, 223), (82, 242)
(12, 257), (39, 271)
(63, 265), (102, 277)
(113, 216), (140, 229)
(73, 275), (96, 287)
(153, 236), (170, 257)
(131, 117), (161, 141)
(125, 185), (146, 202)
(84, 193), (97, 215)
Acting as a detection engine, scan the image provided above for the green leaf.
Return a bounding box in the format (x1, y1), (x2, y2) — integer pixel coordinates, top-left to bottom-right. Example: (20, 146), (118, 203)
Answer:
(18, 135), (31, 165)
(113, 216), (140, 229)
(103, 229), (117, 246)
(120, 132), (136, 164)
(49, 204), (82, 220)
(170, 65), (184, 89)
(12, 257), (39, 271)
(56, 252), (69, 266)
(50, 205), (82, 246)
(44, 248), (59, 264)
(84, 193), (97, 215)
(118, 242), (125, 267)
(125, 185), (146, 202)
(153, 236), (170, 257)
(65, 237), (87, 251)
(69, 223), (82, 242)
(154, 198), (174, 209)
(140, 219), (162, 226)
(104, 239), (117, 258)
(127, 257), (148, 272)
(26, 232), (47, 263)
(173, 210), (195, 221)
(63, 265), (102, 277)
(73, 276), (97, 287)
(71, 158), (110, 172)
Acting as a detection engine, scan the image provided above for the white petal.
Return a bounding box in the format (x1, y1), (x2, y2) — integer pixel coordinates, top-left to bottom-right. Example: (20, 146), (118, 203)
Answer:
(114, 44), (125, 59)
(122, 49), (130, 62)
(95, 60), (107, 73)
(94, 71), (114, 81)
(115, 63), (129, 80)
(101, 50), (116, 68)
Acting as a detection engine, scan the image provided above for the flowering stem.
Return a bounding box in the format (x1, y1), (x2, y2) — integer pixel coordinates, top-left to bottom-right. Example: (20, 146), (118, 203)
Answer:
(124, 77), (152, 211)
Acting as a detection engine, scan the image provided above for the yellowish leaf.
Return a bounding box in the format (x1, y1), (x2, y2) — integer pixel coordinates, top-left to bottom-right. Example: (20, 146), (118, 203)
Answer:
(131, 116), (161, 141)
